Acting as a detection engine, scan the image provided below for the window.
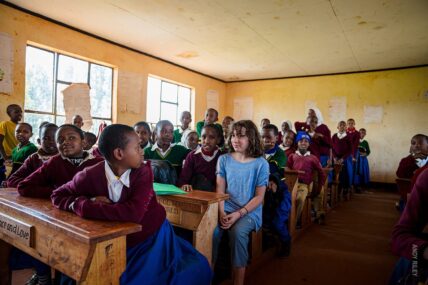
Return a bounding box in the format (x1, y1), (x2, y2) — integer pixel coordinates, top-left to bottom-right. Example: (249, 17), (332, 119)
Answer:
(146, 76), (192, 129)
(24, 45), (113, 140)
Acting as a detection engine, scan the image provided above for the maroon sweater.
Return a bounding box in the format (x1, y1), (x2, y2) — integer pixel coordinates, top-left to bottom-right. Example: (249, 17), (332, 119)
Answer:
(396, 155), (419, 179)
(287, 152), (326, 194)
(294, 122), (331, 158)
(17, 153), (104, 198)
(346, 128), (360, 158)
(391, 168), (428, 260)
(7, 152), (50, 187)
(332, 133), (353, 160)
(51, 161), (166, 249)
(177, 149), (223, 188)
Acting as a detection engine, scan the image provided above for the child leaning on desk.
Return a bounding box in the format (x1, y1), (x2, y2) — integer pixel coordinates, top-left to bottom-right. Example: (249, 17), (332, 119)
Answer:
(51, 124), (212, 285)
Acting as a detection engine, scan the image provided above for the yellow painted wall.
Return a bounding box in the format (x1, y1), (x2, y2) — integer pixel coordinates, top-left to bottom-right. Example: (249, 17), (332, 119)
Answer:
(0, 5), (226, 126)
(226, 67), (428, 183)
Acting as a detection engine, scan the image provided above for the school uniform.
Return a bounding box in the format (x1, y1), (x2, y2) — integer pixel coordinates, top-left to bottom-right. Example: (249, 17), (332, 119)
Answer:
(332, 132), (353, 189)
(294, 122), (331, 166)
(263, 145), (291, 245)
(173, 127), (190, 143)
(144, 142), (190, 177)
(195, 121), (223, 137)
(0, 120), (18, 184)
(287, 151), (326, 219)
(396, 155), (426, 179)
(7, 150), (54, 187)
(354, 139), (371, 186)
(17, 152), (103, 198)
(346, 128), (360, 158)
(177, 147), (222, 191)
(51, 161), (212, 285)
(10, 143), (38, 175)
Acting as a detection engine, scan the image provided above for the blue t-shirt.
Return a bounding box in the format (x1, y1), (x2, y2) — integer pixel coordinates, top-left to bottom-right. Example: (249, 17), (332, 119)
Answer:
(216, 153), (269, 230)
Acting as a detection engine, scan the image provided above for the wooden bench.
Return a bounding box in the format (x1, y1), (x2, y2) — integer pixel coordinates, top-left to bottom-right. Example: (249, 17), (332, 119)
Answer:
(157, 190), (228, 265)
(330, 163), (343, 207)
(284, 169), (306, 240)
(0, 188), (141, 285)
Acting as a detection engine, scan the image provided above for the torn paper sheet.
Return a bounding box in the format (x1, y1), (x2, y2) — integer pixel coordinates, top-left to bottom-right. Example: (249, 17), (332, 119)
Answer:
(62, 83), (92, 131)
(233, 97), (253, 120)
(364, 105), (383, 124)
(328, 97), (346, 122)
(0, 32), (13, 95)
(118, 71), (143, 114)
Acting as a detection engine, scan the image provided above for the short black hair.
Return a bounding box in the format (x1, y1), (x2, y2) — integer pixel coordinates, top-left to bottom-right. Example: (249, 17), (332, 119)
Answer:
(57, 124), (84, 139)
(203, 123), (221, 138)
(133, 121), (151, 133)
(84, 132), (97, 145)
(413, 134), (428, 143)
(155, 120), (173, 134)
(98, 124), (135, 161)
(206, 108), (219, 118)
(262, 124), (278, 136)
(17, 122), (33, 132)
(39, 123), (58, 138)
(6, 104), (21, 115)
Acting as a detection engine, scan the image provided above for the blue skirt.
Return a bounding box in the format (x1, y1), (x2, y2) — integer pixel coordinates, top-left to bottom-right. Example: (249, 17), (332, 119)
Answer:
(338, 157), (353, 189)
(121, 219), (212, 285)
(354, 155), (370, 186)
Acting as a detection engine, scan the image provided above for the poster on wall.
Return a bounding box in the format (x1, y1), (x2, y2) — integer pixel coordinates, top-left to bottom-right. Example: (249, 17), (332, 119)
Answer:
(206, 89), (219, 111)
(364, 105), (383, 124)
(62, 83), (93, 131)
(233, 97), (253, 120)
(328, 97), (346, 122)
(118, 71), (143, 114)
(0, 32), (13, 95)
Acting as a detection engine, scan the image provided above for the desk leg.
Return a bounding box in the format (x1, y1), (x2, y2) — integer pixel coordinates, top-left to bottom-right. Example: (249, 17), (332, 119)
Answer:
(0, 239), (12, 285)
(193, 204), (218, 266)
(79, 236), (126, 285)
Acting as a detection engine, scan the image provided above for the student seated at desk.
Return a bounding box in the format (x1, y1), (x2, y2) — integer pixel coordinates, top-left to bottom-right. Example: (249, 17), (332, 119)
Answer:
(173, 111), (192, 143)
(9, 122), (38, 176)
(17, 124), (103, 198)
(51, 124), (212, 285)
(261, 124), (292, 257)
(144, 120), (190, 178)
(279, 130), (296, 159)
(286, 131), (326, 226)
(396, 134), (428, 179)
(177, 124), (223, 192)
(7, 123), (58, 187)
(133, 121), (152, 150)
(212, 120), (269, 285)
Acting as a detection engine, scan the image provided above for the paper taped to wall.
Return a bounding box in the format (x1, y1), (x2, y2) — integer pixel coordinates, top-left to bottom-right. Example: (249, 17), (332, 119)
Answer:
(118, 71), (143, 114)
(233, 97), (253, 120)
(305, 100), (317, 111)
(328, 97), (346, 122)
(62, 83), (92, 131)
(0, 32), (13, 95)
(364, 105), (383, 124)
(206, 89), (219, 111)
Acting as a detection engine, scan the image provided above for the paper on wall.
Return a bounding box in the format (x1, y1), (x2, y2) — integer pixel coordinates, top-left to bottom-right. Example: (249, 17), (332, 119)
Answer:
(328, 97), (346, 122)
(305, 100), (317, 111)
(364, 105), (383, 124)
(233, 97), (253, 120)
(0, 32), (13, 95)
(206, 89), (219, 111)
(62, 83), (92, 131)
(118, 70), (143, 114)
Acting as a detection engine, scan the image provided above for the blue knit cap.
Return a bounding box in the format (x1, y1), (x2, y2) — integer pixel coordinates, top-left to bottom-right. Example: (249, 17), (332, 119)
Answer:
(296, 131), (311, 144)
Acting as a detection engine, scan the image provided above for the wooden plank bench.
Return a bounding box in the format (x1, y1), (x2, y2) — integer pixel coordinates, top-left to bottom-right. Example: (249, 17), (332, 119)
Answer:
(0, 188), (141, 285)
(157, 190), (228, 265)
(330, 163), (343, 207)
(284, 169), (306, 240)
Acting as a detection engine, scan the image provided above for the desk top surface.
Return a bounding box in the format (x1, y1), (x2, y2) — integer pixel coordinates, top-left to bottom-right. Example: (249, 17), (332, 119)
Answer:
(0, 188), (141, 244)
(161, 190), (229, 205)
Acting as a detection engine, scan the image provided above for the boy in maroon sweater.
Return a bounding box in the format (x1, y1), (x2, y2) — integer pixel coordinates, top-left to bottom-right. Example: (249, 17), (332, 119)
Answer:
(17, 124), (103, 198)
(332, 121), (353, 196)
(7, 123), (58, 187)
(396, 134), (428, 179)
(178, 124), (223, 192)
(287, 131), (326, 226)
(51, 124), (211, 285)
(346, 118), (360, 161)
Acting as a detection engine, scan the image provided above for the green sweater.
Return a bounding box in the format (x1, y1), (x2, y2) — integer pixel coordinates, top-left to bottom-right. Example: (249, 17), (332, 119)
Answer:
(144, 144), (190, 175)
(266, 148), (287, 170)
(196, 121), (223, 137)
(358, 140), (370, 156)
(173, 127), (189, 143)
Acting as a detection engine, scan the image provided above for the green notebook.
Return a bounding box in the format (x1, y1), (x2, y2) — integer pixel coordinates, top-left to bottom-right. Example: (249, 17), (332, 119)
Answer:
(153, 183), (187, 195)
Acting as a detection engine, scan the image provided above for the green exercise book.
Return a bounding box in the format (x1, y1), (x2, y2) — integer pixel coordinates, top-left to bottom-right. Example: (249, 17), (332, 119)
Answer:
(153, 183), (187, 195)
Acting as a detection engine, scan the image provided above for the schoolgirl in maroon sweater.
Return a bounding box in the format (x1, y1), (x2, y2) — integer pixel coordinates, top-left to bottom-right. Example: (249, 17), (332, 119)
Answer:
(332, 121), (353, 192)
(396, 134), (428, 179)
(51, 124), (211, 285)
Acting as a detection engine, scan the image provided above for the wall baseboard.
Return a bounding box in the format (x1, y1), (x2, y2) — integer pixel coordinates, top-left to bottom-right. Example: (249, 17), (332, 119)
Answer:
(368, 182), (397, 192)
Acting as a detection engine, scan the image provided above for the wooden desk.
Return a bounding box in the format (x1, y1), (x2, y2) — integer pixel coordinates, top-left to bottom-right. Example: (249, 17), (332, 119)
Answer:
(0, 189), (141, 285)
(157, 190), (228, 265)
(284, 170), (305, 239)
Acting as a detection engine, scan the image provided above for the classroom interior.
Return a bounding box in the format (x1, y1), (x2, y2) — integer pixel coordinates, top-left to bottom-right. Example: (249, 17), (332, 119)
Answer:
(0, 0), (427, 284)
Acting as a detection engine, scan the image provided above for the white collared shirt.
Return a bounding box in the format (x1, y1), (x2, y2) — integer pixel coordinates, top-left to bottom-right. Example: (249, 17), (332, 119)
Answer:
(151, 142), (175, 158)
(178, 126), (191, 134)
(295, 150), (311, 157)
(104, 161), (131, 203)
(194, 146), (219, 162)
(337, 132), (347, 139)
(416, 157), (428, 168)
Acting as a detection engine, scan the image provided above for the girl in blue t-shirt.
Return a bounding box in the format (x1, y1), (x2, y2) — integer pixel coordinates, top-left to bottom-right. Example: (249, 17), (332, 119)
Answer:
(213, 120), (269, 285)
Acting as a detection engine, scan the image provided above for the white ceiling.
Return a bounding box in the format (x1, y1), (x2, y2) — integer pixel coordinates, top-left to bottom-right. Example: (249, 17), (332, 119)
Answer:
(6, 0), (428, 81)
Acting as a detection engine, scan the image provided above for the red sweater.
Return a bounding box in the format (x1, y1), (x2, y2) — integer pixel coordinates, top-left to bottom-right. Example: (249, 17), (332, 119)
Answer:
(17, 153), (103, 198)
(287, 152), (326, 194)
(294, 122), (331, 158)
(51, 161), (166, 249)
(332, 134), (353, 160)
(346, 128), (360, 158)
(391, 168), (428, 260)
(396, 155), (419, 179)
(7, 152), (47, 187)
